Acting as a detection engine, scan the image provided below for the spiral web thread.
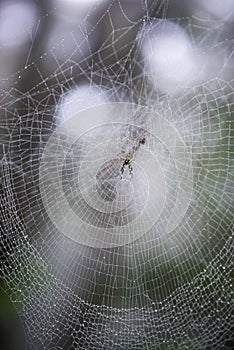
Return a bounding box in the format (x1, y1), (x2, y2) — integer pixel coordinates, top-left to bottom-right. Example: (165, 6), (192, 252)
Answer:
(0, 1), (234, 349)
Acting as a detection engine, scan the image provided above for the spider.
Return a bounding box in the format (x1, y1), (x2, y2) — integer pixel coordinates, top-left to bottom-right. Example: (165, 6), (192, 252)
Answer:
(96, 136), (146, 180)
(120, 137), (145, 179)
(120, 153), (133, 179)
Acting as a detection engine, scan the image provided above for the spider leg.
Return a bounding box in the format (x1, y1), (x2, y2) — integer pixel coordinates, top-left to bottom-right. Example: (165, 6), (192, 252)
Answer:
(129, 164), (133, 179)
(120, 163), (125, 179)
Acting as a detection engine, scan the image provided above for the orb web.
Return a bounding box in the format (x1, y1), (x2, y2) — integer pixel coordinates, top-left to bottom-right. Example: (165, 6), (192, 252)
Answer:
(0, 0), (233, 349)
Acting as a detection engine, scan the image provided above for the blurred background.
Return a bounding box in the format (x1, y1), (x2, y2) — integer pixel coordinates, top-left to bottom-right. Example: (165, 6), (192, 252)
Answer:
(0, 0), (233, 349)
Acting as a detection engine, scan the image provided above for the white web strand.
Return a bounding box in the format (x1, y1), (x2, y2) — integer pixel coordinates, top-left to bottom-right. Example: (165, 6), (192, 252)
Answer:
(0, 1), (234, 349)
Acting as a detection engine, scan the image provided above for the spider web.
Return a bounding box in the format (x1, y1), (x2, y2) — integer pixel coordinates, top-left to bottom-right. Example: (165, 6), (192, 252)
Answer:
(0, 0), (233, 349)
